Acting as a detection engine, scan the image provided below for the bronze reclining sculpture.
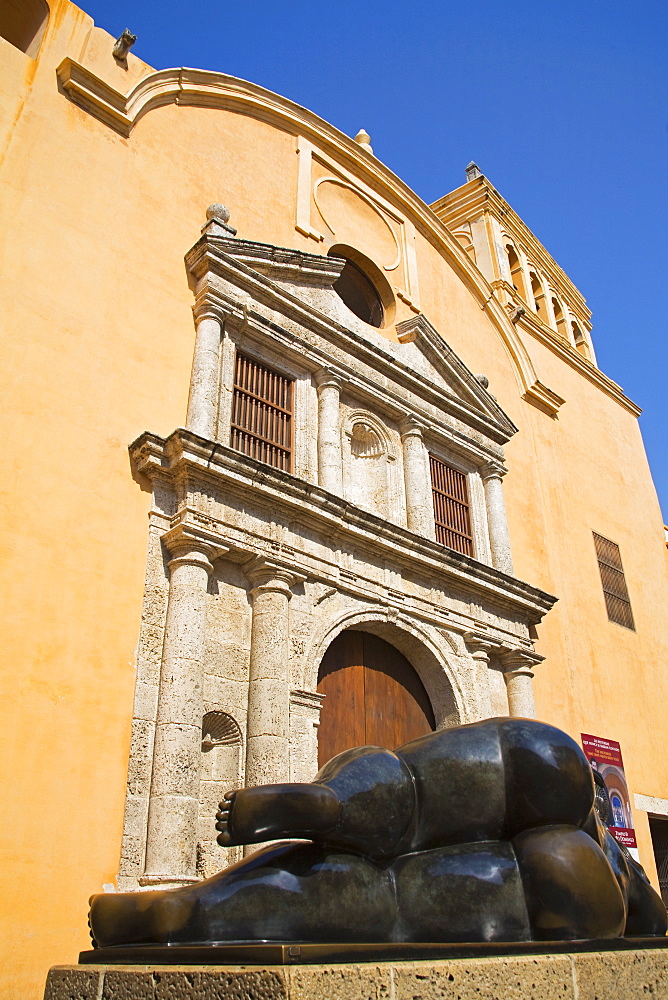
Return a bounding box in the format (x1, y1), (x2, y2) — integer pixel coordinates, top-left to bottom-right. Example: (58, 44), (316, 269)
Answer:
(89, 717), (667, 948)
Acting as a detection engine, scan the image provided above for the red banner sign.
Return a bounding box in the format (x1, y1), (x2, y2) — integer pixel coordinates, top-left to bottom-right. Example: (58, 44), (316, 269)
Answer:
(581, 733), (637, 849)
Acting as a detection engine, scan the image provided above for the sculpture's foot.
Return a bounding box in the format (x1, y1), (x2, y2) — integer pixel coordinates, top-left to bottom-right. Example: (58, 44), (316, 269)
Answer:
(215, 783), (340, 846)
(89, 842), (395, 949)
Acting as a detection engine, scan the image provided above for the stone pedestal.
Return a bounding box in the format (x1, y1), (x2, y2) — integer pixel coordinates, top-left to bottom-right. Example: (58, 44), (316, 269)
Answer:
(44, 946), (668, 1000)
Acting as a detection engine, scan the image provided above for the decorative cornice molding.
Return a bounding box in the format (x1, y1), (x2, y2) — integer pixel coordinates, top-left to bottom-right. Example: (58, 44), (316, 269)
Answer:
(290, 689), (326, 713)
(129, 427), (558, 625)
(462, 632), (496, 658)
(522, 381), (568, 418)
(188, 235), (346, 289)
(515, 308), (640, 417)
(463, 632), (544, 669)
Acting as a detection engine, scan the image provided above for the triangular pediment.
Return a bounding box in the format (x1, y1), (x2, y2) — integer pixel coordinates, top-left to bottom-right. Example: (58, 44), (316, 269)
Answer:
(394, 314), (517, 438)
(187, 233), (517, 443)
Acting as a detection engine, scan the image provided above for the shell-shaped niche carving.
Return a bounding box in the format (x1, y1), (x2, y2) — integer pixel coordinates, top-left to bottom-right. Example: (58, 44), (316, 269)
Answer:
(350, 421), (384, 458)
(202, 711), (242, 752)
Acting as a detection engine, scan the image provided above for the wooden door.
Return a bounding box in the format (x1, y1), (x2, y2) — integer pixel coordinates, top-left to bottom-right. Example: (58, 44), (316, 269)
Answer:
(316, 630), (435, 767)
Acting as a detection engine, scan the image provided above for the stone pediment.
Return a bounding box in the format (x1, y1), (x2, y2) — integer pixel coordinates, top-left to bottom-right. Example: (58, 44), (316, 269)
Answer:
(186, 233), (518, 447)
(394, 314), (517, 439)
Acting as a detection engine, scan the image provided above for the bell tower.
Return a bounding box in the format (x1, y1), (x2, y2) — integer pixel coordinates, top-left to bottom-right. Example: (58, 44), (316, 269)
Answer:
(432, 165), (596, 363)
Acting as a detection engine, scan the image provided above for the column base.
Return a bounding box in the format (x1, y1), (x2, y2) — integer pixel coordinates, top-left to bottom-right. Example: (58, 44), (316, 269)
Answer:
(138, 874), (201, 889)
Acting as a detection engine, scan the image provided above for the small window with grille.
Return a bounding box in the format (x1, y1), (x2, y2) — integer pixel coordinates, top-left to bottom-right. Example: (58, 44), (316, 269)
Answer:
(429, 455), (473, 556)
(592, 532), (635, 631)
(230, 352), (293, 472)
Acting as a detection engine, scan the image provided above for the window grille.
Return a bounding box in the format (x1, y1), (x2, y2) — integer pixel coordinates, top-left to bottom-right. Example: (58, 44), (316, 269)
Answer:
(429, 455), (473, 556)
(592, 532), (635, 630)
(230, 352), (293, 472)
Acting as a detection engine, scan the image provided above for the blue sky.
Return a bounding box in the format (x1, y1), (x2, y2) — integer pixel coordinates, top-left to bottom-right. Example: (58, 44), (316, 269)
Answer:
(84, 0), (667, 519)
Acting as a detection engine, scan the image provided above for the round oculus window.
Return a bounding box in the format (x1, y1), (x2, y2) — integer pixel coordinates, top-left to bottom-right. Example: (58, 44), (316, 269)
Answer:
(331, 256), (384, 328)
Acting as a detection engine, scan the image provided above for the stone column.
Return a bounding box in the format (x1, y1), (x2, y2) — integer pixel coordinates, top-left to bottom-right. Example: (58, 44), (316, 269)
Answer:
(502, 649), (542, 719)
(400, 417), (435, 539)
(244, 559), (305, 791)
(544, 289), (557, 333)
(481, 461), (514, 575)
(463, 633), (494, 720)
(315, 370), (343, 494)
(143, 526), (226, 885)
(186, 309), (222, 438)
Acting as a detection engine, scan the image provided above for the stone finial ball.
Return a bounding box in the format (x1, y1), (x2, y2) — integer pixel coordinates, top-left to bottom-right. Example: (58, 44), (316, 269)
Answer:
(206, 204), (231, 224)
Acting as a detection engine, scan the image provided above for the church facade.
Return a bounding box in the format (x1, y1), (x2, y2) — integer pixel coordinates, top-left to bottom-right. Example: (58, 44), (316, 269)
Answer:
(2, 2), (668, 997)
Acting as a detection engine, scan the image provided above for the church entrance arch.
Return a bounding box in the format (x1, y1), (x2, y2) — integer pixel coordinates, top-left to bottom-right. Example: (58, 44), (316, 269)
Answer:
(316, 629), (435, 767)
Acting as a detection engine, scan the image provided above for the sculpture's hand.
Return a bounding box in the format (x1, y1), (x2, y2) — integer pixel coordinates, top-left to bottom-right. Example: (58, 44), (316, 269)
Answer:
(215, 791), (237, 846)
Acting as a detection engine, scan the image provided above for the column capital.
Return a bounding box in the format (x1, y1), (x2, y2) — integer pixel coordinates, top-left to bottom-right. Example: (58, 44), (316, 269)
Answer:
(499, 646), (544, 676)
(463, 631), (497, 660)
(192, 304), (222, 324)
(314, 367), (343, 392)
(399, 414), (426, 440)
(480, 459), (508, 482)
(161, 522), (229, 573)
(244, 556), (306, 595)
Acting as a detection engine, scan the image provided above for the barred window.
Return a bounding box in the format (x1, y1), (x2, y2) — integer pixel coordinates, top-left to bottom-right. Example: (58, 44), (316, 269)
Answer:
(429, 455), (473, 556)
(230, 352), (293, 472)
(593, 532), (635, 630)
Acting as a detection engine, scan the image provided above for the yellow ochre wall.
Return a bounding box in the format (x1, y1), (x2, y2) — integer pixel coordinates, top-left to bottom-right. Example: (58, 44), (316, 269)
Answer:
(1, 3), (667, 998)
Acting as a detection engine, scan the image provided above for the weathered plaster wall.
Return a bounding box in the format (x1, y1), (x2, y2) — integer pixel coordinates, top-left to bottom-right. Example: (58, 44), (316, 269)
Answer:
(1, 3), (668, 998)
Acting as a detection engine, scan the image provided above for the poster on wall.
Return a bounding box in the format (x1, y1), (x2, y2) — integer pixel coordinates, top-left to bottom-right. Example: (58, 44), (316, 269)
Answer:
(581, 733), (637, 850)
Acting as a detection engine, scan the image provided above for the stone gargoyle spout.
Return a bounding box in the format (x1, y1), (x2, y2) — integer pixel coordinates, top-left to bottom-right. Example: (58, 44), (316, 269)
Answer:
(89, 717), (667, 948)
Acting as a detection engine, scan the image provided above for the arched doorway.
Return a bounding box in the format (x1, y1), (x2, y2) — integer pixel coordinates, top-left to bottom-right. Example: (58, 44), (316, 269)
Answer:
(316, 630), (435, 767)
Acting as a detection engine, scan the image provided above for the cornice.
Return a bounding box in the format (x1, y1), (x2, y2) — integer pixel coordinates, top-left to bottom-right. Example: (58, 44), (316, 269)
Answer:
(189, 236), (346, 288)
(506, 290), (641, 417)
(130, 428), (557, 625)
(432, 177), (590, 319)
(56, 57), (560, 417)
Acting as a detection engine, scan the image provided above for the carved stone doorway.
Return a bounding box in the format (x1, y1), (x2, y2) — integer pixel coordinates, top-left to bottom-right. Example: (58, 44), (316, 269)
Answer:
(316, 630), (435, 767)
